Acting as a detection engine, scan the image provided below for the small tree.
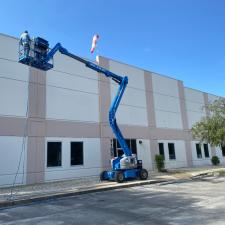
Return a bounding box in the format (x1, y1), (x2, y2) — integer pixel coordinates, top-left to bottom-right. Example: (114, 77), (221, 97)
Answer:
(192, 98), (225, 149)
(211, 156), (220, 166)
(155, 154), (165, 172)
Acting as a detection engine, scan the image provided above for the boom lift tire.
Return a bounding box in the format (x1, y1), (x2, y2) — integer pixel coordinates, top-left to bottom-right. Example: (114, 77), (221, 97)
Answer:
(100, 171), (107, 181)
(115, 171), (124, 183)
(139, 169), (148, 180)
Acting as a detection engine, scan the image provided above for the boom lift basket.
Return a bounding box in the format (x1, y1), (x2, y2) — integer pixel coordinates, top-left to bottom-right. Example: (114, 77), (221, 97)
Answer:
(19, 37), (53, 71)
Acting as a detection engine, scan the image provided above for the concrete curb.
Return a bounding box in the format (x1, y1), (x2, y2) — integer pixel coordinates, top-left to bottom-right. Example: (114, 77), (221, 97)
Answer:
(0, 179), (168, 209)
(190, 168), (225, 179)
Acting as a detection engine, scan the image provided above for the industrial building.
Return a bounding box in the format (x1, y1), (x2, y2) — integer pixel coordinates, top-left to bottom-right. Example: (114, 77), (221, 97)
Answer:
(0, 33), (224, 187)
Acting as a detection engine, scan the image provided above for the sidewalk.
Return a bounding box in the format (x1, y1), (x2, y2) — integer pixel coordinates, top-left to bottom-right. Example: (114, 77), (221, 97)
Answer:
(1, 166), (224, 208)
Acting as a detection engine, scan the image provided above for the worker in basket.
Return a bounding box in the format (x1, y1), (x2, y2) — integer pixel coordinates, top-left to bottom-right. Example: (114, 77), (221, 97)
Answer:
(19, 30), (31, 58)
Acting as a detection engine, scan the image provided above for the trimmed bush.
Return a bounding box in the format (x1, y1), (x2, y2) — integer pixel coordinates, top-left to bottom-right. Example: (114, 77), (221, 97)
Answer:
(211, 156), (220, 166)
(155, 154), (165, 172)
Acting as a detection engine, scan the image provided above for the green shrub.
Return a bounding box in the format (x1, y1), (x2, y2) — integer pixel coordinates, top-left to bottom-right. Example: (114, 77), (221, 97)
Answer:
(155, 154), (165, 172)
(211, 156), (220, 166)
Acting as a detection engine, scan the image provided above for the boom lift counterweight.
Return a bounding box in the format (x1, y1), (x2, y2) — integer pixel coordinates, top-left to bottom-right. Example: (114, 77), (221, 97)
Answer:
(19, 37), (148, 182)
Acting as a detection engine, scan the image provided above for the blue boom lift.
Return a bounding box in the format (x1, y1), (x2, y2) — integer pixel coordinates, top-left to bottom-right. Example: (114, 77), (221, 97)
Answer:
(19, 36), (148, 183)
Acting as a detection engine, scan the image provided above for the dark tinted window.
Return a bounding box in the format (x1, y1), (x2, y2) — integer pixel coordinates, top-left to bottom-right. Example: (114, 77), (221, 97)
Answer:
(113, 139), (117, 157)
(71, 142), (83, 166)
(47, 142), (62, 167)
(158, 143), (165, 159)
(168, 143), (176, 160)
(112, 139), (137, 157)
(125, 139), (131, 149)
(203, 144), (209, 158)
(117, 149), (123, 157)
(196, 144), (202, 158)
(131, 139), (137, 155)
(117, 140), (121, 149)
(222, 146), (225, 157)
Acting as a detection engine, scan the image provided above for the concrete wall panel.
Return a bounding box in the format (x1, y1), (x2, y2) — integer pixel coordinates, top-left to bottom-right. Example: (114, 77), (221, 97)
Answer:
(191, 141), (212, 166)
(0, 34), (18, 61)
(45, 138), (101, 181)
(152, 73), (179, 97)
(116, 105), (148, 126)
(46, 86), (99, 122)
(108, 59), (148, 126)
(155, 110), (183, 129)
(52, 53), (98, 80)
(152, 74), (183, 129)
(184, 88), (205, 103)
(184, 88), (206, 128)
(0, 59), (29, 82)
(215, 147), (225, 165)
(208, 94), (220, 105)
(136, 139), (152, 171)
(47, 69), (98, 95)
(111, 85), (146, 108)
(157, 140), (187, 168)
(109, 60), (145, 90)
(0, 136), (27, 186)
(0, 78), (28, 117)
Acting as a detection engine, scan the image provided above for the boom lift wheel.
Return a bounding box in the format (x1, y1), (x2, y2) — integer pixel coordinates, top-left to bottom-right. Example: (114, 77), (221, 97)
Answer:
(100, 171), (107, 181)
(139, 169), (148, 180)
(115, 171), (124, 183)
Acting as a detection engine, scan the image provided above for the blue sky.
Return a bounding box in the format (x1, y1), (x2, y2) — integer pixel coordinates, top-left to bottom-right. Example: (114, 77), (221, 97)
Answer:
(1, 0), (225, 96)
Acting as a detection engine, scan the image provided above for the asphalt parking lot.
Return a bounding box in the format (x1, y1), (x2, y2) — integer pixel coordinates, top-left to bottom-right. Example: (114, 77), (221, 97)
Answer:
(0, 178), (225, 225)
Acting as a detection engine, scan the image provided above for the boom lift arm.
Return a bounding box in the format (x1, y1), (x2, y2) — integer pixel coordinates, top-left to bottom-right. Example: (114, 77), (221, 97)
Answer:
(19, 37), (148, 182)
(47, 43), (132, 157)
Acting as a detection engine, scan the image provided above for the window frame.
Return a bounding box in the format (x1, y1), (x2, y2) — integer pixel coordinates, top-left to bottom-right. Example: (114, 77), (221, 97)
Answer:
(158, 143), (165, 159)
(131, 139), (137, 155)
(70, 141), (84, 166)
(112, 138), (137, 157)
(196, 143), (202, 159)
(47, 141), (62, 167)
(203, 144), (210, 158)
(168, 143), (176, 160)
(222, 146), (225, 157)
